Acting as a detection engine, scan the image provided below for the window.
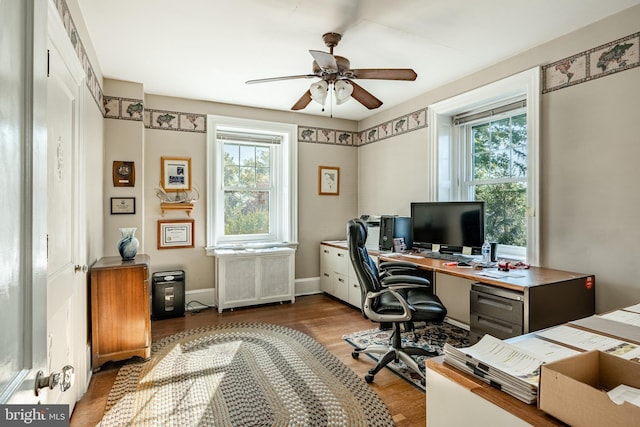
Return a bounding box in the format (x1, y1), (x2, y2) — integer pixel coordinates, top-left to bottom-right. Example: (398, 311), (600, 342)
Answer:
(206, 116), (298, 249)
(460, 106), (528, 254)
(428, 67), (540, 264)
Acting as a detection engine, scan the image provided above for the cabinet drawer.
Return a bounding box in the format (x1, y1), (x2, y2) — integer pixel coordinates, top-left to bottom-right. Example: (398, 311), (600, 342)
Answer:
(470, 313), (523, 340)
(332, 249), (349, 272)
(470, 289), (523, 325)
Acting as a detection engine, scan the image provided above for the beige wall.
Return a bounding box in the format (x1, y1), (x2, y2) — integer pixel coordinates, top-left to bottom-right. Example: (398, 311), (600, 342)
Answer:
(357, 5), (640, 313)
(69, 0), (639, 311)
(125, 94), (359, 290)
(103, 80), (145, 257)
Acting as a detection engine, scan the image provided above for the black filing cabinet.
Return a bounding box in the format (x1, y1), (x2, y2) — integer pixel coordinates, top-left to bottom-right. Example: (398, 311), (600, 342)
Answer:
(469, 282), (524, 343)
(152, 270), (185, 320)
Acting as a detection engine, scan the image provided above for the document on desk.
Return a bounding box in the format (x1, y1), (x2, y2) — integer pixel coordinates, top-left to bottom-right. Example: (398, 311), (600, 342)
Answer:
(536, 324), (640, 361)
(600, 309), (640, 327)
(509, 336), (580, 363)
(624, 303), (640, 314)
(444, 335), (543, 403)
(477, 270), (525, 279)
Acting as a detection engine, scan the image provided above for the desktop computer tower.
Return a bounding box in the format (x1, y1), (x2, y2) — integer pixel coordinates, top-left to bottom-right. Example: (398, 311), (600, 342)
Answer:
(379, 216), (412, 251)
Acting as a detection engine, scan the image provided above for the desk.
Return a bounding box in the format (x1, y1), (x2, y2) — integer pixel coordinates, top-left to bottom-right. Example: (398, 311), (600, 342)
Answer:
(426, 312), (640, 426)
(379, 253), (595, 341)
(425, 355), (564, 426)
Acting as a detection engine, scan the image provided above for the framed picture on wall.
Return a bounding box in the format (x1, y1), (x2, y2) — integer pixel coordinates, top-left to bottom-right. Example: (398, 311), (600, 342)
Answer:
(110, 197), (136, 214)
(161, 157), (192, 192)
(157, 219), (194, 249)
(318, 166), (340, 195)
(112, 161), (135, 187)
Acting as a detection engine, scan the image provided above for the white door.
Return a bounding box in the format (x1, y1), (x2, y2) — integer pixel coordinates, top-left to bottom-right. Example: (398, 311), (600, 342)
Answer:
(0, 0), (49, 405)
(42, 5), (87, 410)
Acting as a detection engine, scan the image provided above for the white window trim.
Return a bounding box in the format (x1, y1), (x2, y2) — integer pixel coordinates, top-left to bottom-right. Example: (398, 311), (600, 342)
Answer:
(205, 115), (298, 253)
(428, 67), (540, 265)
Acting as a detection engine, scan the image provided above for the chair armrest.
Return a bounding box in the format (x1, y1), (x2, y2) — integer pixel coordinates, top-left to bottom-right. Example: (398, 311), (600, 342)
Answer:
(379, 261), (420, 271)
(363, 287), (413, 323)
(380, 274), (431, 288)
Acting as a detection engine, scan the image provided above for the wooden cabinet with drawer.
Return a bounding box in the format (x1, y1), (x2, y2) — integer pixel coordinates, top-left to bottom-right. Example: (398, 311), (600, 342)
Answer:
(90, 255), (151, 371)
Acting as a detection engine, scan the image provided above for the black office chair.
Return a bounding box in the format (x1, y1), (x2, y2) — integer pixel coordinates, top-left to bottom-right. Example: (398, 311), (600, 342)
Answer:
(347, 218), (447, 384)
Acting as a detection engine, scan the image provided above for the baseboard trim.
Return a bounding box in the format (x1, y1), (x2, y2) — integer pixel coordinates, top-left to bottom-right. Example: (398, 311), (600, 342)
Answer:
(183, 278), (322, 312)
(445, 317), (470, 331)
(295, 277), (321, 296)
(185, 288), (216, 310)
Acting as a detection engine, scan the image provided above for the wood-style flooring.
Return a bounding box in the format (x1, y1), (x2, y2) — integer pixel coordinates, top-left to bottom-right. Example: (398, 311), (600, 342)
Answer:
(70, 294), (425, 427)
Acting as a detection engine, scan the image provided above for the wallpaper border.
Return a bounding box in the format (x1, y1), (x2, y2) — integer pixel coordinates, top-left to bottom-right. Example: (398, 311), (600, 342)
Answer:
(54, 0), (637, 146)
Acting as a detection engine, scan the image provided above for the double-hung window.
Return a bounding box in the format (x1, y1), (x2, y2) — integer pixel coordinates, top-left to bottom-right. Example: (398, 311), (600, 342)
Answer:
(206, 116), (297, 249)
(429, 67), (540, 264)
(457, 103), (528, 256)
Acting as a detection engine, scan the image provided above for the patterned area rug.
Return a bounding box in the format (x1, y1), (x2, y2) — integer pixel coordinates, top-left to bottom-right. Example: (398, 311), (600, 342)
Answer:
(99, 322), (394, 427)
(343, 322), (470, 391)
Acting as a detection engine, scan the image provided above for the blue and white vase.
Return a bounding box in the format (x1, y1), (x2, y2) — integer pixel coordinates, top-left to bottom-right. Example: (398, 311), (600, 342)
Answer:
(117, 227), (139, 261)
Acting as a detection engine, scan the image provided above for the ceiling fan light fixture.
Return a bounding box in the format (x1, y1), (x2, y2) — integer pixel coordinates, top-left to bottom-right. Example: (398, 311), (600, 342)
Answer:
(310, 80), (328, 105)
(334, 80), (353, 105)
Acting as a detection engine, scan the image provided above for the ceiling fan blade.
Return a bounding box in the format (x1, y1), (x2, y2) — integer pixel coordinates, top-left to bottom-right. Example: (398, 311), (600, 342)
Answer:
(309, 50), (338, 72)
(351, 68), (417, 81)
(348, 80), (383, 109)
(246, 74), (317, 84)
(291, 90), (312, 110)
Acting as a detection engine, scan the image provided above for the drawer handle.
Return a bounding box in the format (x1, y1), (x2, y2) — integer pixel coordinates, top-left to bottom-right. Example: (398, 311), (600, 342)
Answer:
(477, 295), (513, 311)
(323, 273), (330, 277)
(477, 316), (515, 333)
(337, 253), (345, 257)
(338, 278), (345, 283)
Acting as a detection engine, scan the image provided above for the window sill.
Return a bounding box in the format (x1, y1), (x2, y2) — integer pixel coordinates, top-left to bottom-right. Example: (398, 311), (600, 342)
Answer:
(205, 242), (298, 256)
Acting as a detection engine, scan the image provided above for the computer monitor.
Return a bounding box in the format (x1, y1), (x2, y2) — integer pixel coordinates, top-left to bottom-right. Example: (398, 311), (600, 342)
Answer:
(411, 201), (486, 254)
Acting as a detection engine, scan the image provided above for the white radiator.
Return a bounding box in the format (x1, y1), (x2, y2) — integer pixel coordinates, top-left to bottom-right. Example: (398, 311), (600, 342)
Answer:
(213, 247), (295, 313)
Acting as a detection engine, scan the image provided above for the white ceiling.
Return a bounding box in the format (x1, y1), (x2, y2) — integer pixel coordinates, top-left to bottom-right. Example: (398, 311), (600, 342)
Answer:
(77, 0), (640, 121)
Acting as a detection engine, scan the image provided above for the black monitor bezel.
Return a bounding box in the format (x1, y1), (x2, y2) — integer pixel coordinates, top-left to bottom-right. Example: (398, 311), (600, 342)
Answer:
(410, 201), (486, 254)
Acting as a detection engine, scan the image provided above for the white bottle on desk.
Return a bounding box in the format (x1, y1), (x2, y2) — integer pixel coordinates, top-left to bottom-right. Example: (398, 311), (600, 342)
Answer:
(481, 240), (491, 263)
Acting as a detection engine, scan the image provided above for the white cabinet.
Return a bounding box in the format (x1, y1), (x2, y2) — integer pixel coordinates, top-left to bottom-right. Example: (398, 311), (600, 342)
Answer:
(320, 242), (376, 308)
(213, 247), (295, 313)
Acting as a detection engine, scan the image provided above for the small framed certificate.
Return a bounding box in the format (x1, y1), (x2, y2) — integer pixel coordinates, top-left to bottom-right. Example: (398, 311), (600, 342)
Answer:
(110, 197), (136, 214)
(157, 219), (194, 249)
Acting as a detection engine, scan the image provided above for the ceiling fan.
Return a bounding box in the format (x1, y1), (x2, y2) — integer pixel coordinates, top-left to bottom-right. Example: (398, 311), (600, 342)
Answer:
(245, 32), (417, 111)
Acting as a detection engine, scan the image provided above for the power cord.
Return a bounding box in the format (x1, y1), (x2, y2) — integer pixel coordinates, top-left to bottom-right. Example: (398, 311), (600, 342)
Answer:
(185, 300), (215, 314)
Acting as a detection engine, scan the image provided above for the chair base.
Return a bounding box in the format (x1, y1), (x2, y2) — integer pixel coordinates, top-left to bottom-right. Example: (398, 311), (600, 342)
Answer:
(351, 322), (439, 384)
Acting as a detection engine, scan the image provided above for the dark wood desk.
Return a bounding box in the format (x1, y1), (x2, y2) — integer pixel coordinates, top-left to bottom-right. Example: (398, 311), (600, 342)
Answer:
(380, 252), (595, 340)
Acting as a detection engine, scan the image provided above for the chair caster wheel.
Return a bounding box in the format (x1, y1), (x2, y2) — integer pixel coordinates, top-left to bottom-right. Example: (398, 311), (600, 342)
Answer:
(365, 374), (374, 383)
(421, 378), (426, 387)
(352, 352), (359, 359)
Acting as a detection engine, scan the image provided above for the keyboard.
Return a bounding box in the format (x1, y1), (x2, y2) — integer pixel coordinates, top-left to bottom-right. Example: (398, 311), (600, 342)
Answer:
(422, 252), (473, 263)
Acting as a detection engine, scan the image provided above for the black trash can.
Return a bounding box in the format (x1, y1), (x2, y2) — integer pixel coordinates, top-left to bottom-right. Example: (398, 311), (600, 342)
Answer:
(152, 270), (185, 320)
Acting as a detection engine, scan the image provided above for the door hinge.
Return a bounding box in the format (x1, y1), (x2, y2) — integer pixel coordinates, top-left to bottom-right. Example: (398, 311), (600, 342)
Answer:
(47, 49), (50, 77)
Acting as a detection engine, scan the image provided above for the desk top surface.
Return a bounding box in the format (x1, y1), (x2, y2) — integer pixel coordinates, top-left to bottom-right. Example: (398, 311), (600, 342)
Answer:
(321, 241), (593, 292)
(382, 252), (591, 291)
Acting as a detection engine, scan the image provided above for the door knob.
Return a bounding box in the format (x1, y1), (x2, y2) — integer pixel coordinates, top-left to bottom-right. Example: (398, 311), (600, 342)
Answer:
(74, 264), (88, 273)
(34, 365), (75, 396)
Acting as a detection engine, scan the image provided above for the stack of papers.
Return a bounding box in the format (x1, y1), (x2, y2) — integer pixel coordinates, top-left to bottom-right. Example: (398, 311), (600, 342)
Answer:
(443, 335), (544, 404)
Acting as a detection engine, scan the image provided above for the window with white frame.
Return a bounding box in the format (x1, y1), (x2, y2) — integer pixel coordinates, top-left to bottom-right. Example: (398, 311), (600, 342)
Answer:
(206, 116), (298, 249)
(458, 102), (528, 254)
(428, 67), (540, 264)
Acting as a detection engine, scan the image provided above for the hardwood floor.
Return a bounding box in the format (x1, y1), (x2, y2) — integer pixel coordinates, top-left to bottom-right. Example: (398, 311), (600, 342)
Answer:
(70, 294), (426, 427)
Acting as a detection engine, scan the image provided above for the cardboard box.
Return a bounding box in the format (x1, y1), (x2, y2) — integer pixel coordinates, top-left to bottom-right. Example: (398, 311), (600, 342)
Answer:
(539, 350), (640, 426)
